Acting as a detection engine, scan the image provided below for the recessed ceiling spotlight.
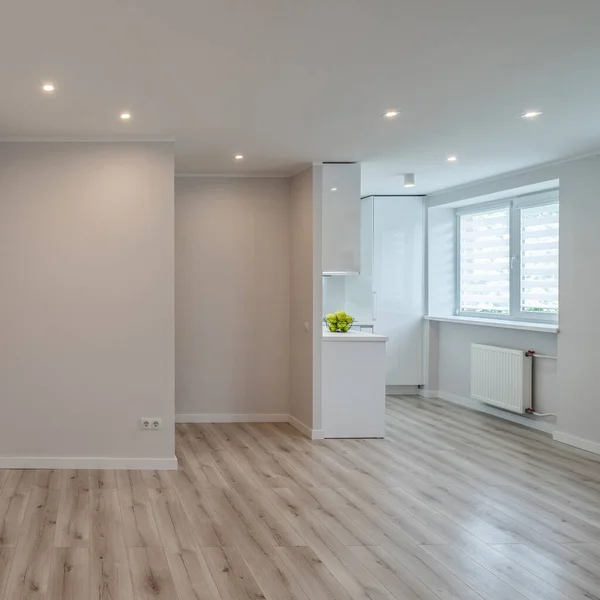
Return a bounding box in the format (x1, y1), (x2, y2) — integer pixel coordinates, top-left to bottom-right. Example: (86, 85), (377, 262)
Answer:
(521, 110), (542, 119)
(447, 156), (458, 162)
(120, 112), (131, 120)
(383, 110), (400, 118)
(330, 187), (338, 192)
(234, 154), (244, 160)
(42, 83), (55, 93)
(404, 173), (416, 188)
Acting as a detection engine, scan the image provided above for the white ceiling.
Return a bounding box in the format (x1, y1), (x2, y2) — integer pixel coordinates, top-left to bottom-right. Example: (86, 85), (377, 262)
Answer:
(2, 0), (600, 194)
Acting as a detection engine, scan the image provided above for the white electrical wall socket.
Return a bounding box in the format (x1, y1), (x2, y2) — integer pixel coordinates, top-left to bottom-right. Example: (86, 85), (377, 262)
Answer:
(141, 418), (162, 430)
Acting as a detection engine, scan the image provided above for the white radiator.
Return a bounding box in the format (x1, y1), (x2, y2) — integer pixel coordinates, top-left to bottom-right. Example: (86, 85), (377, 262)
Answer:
(471, 344), (532, 414)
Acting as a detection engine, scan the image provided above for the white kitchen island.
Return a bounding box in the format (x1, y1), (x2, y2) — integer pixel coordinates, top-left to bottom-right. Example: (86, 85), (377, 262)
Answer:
(322, 329), (388, 438)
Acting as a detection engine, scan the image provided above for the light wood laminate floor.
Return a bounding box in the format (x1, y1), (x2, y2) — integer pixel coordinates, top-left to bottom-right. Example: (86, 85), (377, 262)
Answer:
(1, 395), (600, 599)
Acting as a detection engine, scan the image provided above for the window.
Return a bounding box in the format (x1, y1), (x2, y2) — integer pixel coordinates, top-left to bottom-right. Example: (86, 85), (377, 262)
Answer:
(458, 205), (511, 314)
(457, 190), (559, 321)
(519, 201), (559, 314)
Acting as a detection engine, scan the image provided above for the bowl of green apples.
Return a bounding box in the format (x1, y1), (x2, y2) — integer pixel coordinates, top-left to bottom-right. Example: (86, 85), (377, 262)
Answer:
(324, 311), (355, 333)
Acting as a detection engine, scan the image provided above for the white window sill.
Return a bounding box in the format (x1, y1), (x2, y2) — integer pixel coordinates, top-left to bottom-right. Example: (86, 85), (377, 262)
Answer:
(425, 315), (559, 333)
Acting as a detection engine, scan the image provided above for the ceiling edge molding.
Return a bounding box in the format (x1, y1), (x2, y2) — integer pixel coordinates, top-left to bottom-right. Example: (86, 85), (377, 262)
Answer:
(285, 163), (316, 177)
(0, 136), (176, 143)
(175, 172), (290, 178)
(427, 147), (600, 198)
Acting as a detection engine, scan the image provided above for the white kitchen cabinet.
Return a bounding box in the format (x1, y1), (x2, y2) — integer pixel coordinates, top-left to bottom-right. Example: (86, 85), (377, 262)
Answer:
(321, 163), (361, 274)
(322, 330), (388, 438)
(346, 196), (425, 385)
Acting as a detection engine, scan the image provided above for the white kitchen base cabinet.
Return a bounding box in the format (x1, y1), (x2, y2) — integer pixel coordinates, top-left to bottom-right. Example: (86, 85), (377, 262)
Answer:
(322, 331), (387, 438)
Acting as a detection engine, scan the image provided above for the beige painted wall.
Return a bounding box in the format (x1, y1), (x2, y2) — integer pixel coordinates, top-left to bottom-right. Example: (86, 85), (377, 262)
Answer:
(289, 166), (322, 431)
(175, 177), (291, 417)
(0, 142), (175, 466)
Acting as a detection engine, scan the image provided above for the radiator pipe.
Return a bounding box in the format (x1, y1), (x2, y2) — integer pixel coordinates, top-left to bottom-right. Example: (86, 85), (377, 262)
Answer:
(524, 350), (557, 417)
(526, 409), (557, 417)
(526, 352), (557, 360)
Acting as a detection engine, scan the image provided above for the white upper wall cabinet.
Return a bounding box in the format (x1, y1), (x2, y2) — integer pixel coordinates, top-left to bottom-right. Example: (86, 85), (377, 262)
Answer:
(322, 163), (361, 274)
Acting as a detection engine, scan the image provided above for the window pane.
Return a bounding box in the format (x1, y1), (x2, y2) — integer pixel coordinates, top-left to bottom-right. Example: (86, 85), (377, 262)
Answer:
(459, 208), (510, 314)
(520, 203), (559, 313)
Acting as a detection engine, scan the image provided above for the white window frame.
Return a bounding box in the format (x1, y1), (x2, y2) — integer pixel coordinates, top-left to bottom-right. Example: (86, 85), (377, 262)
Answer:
(456, 190), (559, 323)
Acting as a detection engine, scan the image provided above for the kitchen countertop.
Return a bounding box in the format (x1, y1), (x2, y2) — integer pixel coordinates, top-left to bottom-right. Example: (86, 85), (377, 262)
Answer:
(322, 329), (388, 342)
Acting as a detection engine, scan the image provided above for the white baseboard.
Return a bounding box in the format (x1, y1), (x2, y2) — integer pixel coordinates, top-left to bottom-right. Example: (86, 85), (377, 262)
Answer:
(436, 391), (556, 434)
(288, 416), (325, 440)
(417, 389), (439, 399)
(386, 385), (419, 396)
(553, 431), (600, 456)
(176, 413), (288, 424)
(0, 456), (178, 470)
(288, 415), (311, 437)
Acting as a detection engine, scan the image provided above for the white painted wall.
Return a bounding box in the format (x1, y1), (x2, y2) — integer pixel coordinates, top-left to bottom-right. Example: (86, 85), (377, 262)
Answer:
(554, 156), (600, 451)
(289, 166), (323, 433)
(175, 177), (291, 420)
(322, 276), (346, 315)
(427, 153), (600, 452)
(0, 142), (175, 468)
(437, 322), (557, 415)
